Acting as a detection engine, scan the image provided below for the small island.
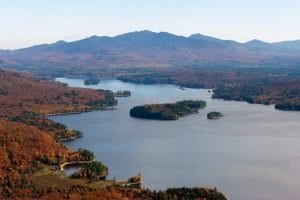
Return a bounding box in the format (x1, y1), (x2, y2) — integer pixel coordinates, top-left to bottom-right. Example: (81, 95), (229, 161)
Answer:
(207, 111), (223, 120)
(84, 78), (100, 85)
(130, 100), (207, 120)
(115, 90), (131, 97)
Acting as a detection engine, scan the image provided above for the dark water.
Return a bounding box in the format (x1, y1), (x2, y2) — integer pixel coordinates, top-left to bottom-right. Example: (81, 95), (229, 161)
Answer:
(50, 78), (300, 200)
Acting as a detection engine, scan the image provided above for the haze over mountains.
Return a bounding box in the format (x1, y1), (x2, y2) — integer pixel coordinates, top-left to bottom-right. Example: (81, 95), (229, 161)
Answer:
(1, 30), (300, 68)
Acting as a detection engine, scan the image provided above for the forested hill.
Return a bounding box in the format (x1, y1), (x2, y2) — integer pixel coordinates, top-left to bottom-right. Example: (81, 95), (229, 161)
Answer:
(1, 30), (300, 69)
(0, 70), (116, 117)
(0, 70), (113, 198)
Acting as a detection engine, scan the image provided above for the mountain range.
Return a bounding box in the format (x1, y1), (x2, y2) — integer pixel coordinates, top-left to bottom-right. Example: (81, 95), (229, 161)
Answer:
(1, 30), (300, 68)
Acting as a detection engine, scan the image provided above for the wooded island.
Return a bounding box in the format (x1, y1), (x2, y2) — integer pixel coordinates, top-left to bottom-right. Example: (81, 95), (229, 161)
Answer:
(130, 100), (206, 120)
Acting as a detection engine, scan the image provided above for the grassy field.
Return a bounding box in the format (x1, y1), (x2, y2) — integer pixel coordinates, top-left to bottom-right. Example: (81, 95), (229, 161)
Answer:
(32, 165), (114, 189)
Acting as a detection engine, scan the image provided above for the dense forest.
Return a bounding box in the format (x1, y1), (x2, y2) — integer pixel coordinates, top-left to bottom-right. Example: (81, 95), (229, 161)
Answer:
(11, 111), (83, 141)
(0, 70), (116, 117)
(35, 187), (227, 200)
(0, 70), (227, 199)
(130, 100), (207, 120)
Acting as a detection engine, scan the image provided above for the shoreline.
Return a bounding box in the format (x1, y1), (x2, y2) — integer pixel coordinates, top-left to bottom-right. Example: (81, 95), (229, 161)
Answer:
(117, 78), (299, 112)
(45, 106), (116, 117)
(55, 77), (293, 112)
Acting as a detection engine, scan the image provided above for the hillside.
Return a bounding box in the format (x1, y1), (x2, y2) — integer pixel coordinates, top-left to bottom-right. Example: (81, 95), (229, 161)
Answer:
(0, 70), (116, 117)
(1, 31), (300, 70)
(0, 70), (116, 198)
(0, 120), (70, 198)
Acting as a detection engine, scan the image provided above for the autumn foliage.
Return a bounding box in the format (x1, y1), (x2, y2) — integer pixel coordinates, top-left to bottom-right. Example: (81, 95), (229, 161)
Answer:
(0, 70), (117, 198)
(0, 70), (116, 117)
(0, 120), (70, 198)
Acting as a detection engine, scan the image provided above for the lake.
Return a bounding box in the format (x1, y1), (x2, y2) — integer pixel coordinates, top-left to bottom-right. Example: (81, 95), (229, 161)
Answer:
(50, 78), (300, 200)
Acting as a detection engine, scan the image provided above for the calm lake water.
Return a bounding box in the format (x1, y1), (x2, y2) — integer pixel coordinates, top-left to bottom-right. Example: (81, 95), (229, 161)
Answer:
(51, 78), (300, 200)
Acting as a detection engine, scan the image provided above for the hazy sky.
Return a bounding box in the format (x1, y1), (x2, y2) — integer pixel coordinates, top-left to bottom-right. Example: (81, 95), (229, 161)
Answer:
(1, 0), (300, 49)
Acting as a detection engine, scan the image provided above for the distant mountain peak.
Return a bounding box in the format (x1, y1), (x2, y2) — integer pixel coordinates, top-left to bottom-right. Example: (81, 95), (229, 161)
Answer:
(116, 30), (156, 38)
(189, 33), (207, 38)
(245, 39), (268, 45)
(53, 40), (67, 45)
(189, 33), (220, 42)
(139, 30), (155, 34)
(89, 35), (99, 39)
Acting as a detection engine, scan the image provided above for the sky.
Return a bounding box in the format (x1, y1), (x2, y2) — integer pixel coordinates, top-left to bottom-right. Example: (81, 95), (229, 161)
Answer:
(1, 0), (300, 49)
